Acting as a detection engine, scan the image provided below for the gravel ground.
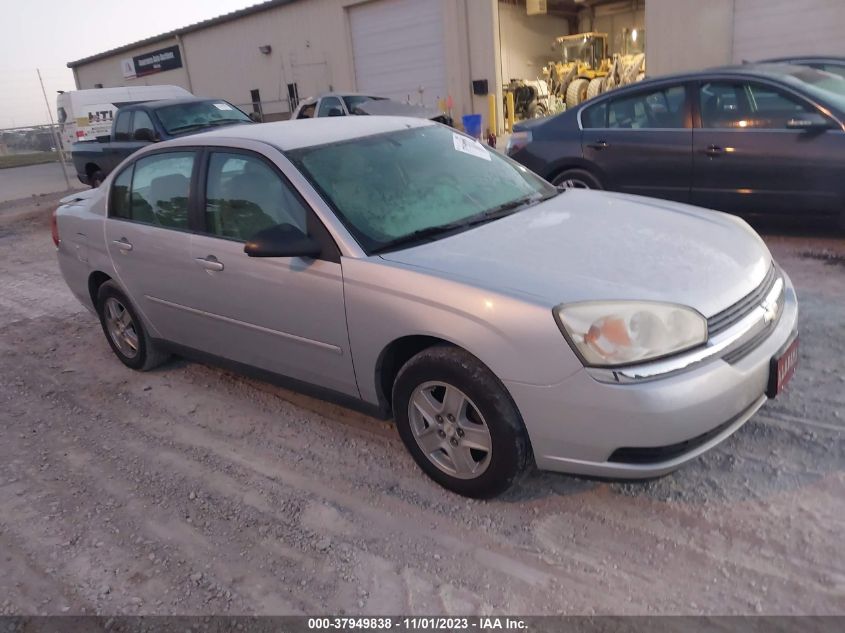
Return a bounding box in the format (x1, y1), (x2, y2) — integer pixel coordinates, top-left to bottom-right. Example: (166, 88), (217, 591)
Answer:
(0, 194), (843, 616)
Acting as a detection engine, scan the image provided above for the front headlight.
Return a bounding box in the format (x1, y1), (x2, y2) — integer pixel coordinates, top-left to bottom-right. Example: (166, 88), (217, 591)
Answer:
(555, 301), (707, 367)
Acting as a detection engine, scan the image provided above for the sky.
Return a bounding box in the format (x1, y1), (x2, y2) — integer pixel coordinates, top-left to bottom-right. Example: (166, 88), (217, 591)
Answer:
(0, 0), (261, 129)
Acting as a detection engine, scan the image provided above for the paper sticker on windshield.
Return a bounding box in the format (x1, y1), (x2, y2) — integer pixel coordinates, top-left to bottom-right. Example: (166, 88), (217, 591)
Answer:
(213, 102), (234, 111)
(453, 133), (491, 161)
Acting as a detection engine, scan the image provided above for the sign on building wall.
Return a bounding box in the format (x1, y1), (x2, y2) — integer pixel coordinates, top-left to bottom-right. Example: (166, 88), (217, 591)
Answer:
(130, 45), (183, 78)
(120, 58), (137, 79)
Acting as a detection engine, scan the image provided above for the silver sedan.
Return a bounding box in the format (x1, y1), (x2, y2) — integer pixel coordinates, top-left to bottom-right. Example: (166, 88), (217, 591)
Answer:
(53, 117), (799, 498)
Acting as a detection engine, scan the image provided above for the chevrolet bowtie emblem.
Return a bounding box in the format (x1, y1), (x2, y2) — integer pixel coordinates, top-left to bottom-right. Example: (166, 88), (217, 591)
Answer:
(761, 298), (778, 325)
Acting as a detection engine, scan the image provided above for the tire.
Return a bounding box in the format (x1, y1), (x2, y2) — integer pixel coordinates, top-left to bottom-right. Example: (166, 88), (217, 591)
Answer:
(96, 280), (169, 371)
(552, 168), (602, 190)
(392, 346), (531, 498)
(89, 170), (105, 188)
(527, 102), (547, 119)
(565, 78), (589, 109)
(586, 78), (604, 101)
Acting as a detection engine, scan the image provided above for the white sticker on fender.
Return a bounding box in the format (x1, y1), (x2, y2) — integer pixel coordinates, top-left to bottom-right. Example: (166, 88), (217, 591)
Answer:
(453, 133), (491, 161)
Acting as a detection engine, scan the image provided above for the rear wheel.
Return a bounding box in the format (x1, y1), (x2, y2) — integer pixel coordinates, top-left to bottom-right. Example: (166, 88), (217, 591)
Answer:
(586, 78), (604, 101)
(392, 346), (531, 498)
(552, 168), (602, 190)
(566, 78), (589, 109)
(96, 281), (169, 371)
(89, 170), (105, 188)
(527, 102), (548, 119)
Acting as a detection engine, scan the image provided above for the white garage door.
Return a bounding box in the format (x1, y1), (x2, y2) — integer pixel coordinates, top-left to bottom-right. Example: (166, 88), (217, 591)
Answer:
(348, 0), (447, 108)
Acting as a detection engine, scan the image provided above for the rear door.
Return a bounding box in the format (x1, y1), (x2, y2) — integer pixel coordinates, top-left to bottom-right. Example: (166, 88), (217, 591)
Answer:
(581, 83), (693, 202)
(691, 78), (845, 215)
(104, 149), (200, 343)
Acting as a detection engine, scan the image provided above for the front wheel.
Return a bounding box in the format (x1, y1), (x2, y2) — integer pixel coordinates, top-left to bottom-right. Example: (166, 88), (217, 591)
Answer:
(96, 281), (169, 371)
(552, 168), (602, 190)
(392, 346), (531, 498)
(89, 170), (105, 188)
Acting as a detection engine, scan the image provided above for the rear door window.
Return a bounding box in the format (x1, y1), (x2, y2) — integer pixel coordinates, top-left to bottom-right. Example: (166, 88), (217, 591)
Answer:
(606, 85), (687, 129)
(131, 111), (155, 141)
(113, 111), (132, 141)
(581, 101), (607, 128)
(119, 152), (195, 229)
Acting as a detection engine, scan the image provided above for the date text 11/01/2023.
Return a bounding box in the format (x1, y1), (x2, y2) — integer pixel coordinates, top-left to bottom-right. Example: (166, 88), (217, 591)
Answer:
(307, 617), (528, 630)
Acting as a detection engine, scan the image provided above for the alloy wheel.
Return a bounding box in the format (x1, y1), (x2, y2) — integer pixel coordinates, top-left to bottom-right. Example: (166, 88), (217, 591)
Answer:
(408, 381), (493, 480)
(104, 297), (139, 358)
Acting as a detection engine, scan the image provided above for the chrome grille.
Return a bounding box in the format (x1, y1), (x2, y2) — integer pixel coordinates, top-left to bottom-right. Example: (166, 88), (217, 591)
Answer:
(707, 265), (777, 337)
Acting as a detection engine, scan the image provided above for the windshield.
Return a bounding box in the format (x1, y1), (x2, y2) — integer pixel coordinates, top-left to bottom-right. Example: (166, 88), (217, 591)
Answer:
(342, 95), (385, 111)
(778, 66), (845, 112)
(155, 100), (251, 135)
(288, 125), (556, 253)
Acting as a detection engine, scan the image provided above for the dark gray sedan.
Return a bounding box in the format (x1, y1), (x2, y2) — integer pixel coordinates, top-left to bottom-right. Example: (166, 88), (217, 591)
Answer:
(507, 63), (845, 228)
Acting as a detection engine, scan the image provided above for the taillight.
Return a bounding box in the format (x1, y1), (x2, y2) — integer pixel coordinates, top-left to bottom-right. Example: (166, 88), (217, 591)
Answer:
(51, 208), (60, 247)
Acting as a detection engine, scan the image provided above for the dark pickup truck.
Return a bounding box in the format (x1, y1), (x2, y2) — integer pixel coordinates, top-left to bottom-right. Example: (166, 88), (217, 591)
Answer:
(72, 97), (253, 186)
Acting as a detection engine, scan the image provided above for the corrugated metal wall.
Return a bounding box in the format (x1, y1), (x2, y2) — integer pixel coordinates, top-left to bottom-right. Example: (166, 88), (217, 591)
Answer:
(732, 0), (845, 62)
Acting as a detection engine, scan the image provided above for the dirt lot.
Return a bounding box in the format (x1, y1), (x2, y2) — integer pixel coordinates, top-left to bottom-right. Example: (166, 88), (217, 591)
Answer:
(0, 193), (843, 616)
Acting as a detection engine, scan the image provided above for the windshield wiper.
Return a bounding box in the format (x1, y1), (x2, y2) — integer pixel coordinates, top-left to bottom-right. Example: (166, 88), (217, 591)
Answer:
(371, 192), (557, 255)
(167, 123), (211, 134)
(372, 220), (477, 254)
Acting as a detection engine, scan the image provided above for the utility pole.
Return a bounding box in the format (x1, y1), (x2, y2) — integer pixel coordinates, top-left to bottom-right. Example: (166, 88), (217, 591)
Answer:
(37, 68), (71, 190)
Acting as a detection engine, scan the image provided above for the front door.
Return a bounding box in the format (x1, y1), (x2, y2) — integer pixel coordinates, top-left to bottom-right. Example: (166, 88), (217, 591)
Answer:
(104, 149), (200, 344)
(581, 83), (692, 202)
(183, 149), (358, 397)
(691, 79), (844, 216)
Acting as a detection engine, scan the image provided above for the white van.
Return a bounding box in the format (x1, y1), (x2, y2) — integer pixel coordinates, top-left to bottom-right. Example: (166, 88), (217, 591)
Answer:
(57, 85), (193, 147)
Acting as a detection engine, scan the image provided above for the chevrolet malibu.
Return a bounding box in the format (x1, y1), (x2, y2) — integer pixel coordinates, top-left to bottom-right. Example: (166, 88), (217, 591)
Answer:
(53, 117), (799, 498)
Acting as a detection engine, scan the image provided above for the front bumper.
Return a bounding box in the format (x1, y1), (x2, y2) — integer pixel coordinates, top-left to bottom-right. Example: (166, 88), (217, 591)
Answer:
(506, 271), (799, 479)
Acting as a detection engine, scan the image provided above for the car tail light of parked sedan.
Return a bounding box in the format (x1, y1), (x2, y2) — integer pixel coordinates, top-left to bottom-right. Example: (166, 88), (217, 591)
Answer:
(50, 208), (60, 247)
(52, 116), (799, 498)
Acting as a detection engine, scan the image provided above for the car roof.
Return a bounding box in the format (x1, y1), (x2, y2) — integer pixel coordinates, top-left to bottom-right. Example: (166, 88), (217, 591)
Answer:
(759, 55), (845, 65)
(571, 62), (838, 109)
(184, 115), (435, 151)
(133, 97), (232, 109)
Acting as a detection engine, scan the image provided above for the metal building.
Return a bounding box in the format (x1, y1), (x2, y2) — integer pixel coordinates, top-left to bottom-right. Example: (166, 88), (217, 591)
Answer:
(67, 0), (845, 134)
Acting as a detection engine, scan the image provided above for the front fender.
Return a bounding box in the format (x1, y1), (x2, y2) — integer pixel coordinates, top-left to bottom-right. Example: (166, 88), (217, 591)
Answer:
(342, 257), (583, 406)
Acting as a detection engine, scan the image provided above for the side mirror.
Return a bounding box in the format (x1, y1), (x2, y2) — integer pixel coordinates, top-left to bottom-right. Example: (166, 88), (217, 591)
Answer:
(244, 223), (321, 258)
(249, 111), (262, 122)
(96, 135), (111, 143)
(786, 112), (831, 131)
(327, 107), (344, 117)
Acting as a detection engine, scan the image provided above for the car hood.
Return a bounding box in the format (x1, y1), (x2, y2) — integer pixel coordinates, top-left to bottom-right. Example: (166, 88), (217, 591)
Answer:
(379, 190), (772, 318)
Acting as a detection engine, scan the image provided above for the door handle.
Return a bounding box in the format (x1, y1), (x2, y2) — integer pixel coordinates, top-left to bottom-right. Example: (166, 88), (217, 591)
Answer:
(587, 140), (609, 150)
(195, 255), (224, 272)
(705, 144), (724, 157)
(112, 238), (133, 252)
